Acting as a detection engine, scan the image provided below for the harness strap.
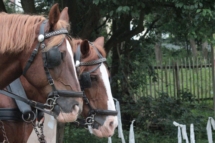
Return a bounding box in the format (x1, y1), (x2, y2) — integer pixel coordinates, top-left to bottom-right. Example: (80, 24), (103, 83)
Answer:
(0, 108), (22, 121)
(79, 58), (106, 66)
(6, 79), (33, 117)
(45, 29), (68, 38)
(75, 45), (81, 67)
(0, 90), (48, 110)
(93, 109), (118, 116)
(52, 90), (83, 97)
(22, 46), (40, 75)
(22, 20), (47, 75)
(42, 52), (57, 90)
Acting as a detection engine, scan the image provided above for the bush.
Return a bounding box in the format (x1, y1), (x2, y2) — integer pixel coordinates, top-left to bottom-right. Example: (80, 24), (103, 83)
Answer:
(64, 95), (213, 142)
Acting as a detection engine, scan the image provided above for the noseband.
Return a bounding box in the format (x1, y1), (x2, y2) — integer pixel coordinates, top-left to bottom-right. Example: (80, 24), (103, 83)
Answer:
(75, 42), (117, 127)
(0, 20), (83, 117)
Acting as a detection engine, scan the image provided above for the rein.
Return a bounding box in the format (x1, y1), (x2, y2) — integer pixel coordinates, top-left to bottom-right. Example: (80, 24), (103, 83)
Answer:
(75, 42), (118, 127)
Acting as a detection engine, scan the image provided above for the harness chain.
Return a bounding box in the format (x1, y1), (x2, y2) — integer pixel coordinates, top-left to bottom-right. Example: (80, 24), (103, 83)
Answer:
(0, 120), (9, 143)
(31, 120), (46, 143)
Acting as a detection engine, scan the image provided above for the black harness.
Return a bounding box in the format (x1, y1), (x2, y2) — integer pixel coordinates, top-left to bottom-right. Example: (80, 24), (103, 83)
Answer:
(75, 42), (117, 127)
(0, 20), (83, 119)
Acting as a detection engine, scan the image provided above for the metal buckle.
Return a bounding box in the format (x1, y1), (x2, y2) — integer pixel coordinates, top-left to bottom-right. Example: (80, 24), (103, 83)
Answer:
(45, 96), (59, 111)
(49, 79), (54, 86)
(31, 101), (37, 107)
(40, 43), (46, 49)
(85, 114), (95, 125)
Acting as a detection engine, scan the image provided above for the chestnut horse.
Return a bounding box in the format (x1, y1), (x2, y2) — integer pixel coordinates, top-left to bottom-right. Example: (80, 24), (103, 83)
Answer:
(55, 37), (119, 142)
(0, 4), (83, 143)
(73, 37), (118, 137)
(28, 37), (118, 142)
(0, 37), (118, 143)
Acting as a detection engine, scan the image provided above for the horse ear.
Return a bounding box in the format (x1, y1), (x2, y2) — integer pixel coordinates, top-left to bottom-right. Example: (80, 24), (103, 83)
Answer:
(94, 37), (104, 47)
(80, 40), (90, 57)
(48, 3), (60, 31)
(59, 7), (69, 22)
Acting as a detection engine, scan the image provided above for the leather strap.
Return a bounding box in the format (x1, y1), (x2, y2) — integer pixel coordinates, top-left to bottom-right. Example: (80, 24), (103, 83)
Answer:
(0, 90), (48, 109)
(0, 108), (22, 121)
(7, 79), (32, 115)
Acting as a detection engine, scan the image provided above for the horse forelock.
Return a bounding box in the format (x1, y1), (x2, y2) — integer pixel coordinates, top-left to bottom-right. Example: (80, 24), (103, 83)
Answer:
(0, 13), (70, 53)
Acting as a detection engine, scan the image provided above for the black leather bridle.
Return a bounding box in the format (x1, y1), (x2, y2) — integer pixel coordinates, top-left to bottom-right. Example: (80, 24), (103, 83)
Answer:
(75, 41), (117, 127)
(0, 20), (83, 118)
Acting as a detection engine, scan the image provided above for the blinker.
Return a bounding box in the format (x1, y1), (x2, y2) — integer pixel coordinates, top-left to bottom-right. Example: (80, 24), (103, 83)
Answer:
(45, 46), (63, 68)
(79, 72), (92, 89)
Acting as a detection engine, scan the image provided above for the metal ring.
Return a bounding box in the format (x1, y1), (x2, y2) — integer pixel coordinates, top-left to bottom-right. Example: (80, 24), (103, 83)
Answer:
(22, 111), (36, 123)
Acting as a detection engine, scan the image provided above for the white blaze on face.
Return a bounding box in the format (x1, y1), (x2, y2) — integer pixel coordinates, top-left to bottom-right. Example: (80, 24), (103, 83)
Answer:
(99, 64), (116, 111)
(66, 40), (78, 82)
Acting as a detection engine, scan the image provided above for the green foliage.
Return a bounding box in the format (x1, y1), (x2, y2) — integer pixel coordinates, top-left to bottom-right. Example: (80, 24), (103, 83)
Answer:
(35, 0), (53, 14)
(4, 0), (20, 13)
(64, 96), (213, 142)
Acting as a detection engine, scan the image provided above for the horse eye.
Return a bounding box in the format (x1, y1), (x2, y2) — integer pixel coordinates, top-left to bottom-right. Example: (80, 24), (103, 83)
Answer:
(90, 76), (97, 81)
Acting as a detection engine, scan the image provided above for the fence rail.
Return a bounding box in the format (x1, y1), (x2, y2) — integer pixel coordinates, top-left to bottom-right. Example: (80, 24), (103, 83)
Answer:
(142, 58), (215, 101)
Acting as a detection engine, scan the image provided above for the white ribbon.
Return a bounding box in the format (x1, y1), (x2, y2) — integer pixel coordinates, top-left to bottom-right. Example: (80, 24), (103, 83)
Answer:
(207, 117), (215, 143)
(173, 121), (189, 143)
(114, 98), (126, 143)
(108, 137), (112, 143)
(129, 120), (135, 143)
(190, 124), (195, 143)
(88, 125), (93, 134)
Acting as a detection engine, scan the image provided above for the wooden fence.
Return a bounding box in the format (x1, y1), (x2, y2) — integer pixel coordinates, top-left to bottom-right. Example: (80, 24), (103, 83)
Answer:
(140, 57), (215, 101)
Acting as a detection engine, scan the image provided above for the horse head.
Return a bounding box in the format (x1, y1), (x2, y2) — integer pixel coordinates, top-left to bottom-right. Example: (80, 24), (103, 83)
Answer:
(73, 37), (118, 137)
(0, 4), (83, 122)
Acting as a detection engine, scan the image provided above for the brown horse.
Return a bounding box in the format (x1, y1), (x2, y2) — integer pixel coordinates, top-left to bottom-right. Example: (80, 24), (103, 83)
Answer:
(54, 37), (118, 142)
(28, 37), (118, 142)
(0, 2), (83, 133)
(0, 37), (118, 142)
(72, 37), (118, 137)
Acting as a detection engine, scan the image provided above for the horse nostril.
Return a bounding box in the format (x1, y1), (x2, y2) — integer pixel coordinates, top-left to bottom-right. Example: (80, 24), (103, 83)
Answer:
(72, 104), (78, 109)
(109, 121), (114, 127)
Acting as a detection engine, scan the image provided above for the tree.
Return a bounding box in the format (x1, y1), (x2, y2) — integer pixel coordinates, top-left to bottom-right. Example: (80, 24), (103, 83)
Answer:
(5, 1), (215, 141)
(21, 0), (36, 13)
(0, 0), (6, 12)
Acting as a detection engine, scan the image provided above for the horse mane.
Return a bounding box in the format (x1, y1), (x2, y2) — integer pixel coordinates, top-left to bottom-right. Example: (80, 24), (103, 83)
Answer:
(0, 12), (70, 53)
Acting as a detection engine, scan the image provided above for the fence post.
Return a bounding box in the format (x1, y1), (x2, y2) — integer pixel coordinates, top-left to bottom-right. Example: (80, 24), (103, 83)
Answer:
(211, 35), (215, 117)
(174, 61), (180, 98)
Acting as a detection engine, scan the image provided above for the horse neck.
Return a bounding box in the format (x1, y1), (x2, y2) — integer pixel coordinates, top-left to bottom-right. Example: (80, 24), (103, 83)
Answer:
(0, 53), (22, 89)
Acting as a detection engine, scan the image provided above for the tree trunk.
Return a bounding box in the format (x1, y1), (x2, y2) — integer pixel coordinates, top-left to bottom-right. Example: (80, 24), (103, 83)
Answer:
(154, 42), (162, 64)
(154, 32), (162, 64)
(111, 20), (120, 99)
(0, 0), (6, 12)
(202, 41), (208, 59)
(21, 0), (36, 14)
(62, 0), (77, 35)
(189, 39), (197, 57)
